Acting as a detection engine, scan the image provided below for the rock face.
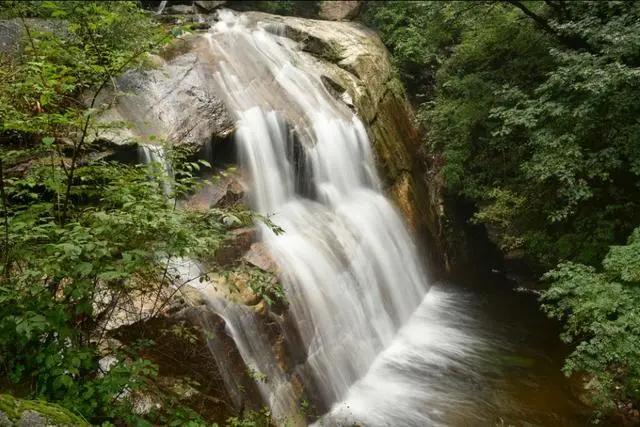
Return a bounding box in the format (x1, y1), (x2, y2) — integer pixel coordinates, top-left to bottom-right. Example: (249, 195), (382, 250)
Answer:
(0, 19), (68, 60)
(0, 20), (22, 58)
(195, 1), (227, 12)
(318, 1), (362, 21)
(96, 35), (235, 151)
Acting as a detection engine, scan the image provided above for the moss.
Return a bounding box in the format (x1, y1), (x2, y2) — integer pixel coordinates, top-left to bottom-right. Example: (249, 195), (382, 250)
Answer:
(0, 394), (89, 426)
(320, 41), (345, 63)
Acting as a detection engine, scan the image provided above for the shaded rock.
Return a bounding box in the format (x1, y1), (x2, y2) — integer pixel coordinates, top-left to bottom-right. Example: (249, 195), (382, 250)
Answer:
(114, 306), (264, 424)
(0, 19), (68, 60)
(215, 227), (257, 265)
(16, 411), (47, 427)
(182, 170), (245, 212)
(190, 22), (212, 31)
(0, 20), (22, 58)
(165, 4), (194, 14)
(195, 1), (227, 12)
(318, 1), (362, 21)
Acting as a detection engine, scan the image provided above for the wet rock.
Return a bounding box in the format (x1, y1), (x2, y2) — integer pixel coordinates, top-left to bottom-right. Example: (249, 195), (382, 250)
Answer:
(209, 172), (245, 207)
(113, 307), (263, 424)
(318, 1), (362, 21)
(181, 171), (244, 211)
(190, 22), (212, 31)
(253, 13), (442, 263)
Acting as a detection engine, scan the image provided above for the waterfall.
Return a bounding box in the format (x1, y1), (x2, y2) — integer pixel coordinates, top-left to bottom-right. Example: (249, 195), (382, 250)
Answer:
(200, 10), (431, 423)
(138, 144), (173, 197)
(155, 0), (167, 15)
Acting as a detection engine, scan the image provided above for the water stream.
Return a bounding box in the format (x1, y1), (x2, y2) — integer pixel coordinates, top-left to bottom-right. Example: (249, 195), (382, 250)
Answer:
(203, 9), (431, 424)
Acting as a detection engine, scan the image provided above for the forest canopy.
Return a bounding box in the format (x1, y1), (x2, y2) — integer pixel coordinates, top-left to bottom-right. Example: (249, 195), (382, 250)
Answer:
(364, 0), (640, 417)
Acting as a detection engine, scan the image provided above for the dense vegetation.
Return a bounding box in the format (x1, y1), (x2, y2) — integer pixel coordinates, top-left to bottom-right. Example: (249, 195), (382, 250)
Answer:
(364, 0), (640, 417)
(0, 2), (275, 425)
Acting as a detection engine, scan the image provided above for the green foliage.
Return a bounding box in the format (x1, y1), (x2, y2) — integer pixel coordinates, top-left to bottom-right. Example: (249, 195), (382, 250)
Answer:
(244, 265), (286, 307)
(542, 227), (640, 413)
(0, 1), (245, 425)
(225, 407), (272, 427)
(365, 1), (640, 270)
(366, 0), (640, 414)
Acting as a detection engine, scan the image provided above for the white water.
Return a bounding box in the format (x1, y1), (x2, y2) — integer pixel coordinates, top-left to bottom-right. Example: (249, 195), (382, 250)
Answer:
(139, 144), (173, 196)
(202, 10), (432, 424)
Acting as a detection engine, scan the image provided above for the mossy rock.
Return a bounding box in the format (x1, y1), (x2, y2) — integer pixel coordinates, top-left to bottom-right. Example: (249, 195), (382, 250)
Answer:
(0, 394), (88, 426)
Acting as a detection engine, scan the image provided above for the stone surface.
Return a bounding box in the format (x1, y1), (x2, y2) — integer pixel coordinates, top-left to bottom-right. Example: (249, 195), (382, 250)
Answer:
(0, 395), (88, 427)
(0, 19), (68, 60)
(0, 20), (22, 58)
(165, 4), (194, 14)
(318, 1), (362, 21)
(16, 411), (47, 427)
(182, 171), (245, 211)
(243, 242), (278, 273)
(215, 227), (256, 265)
(195, 1), (227, 12)
(95, 35), (235, 151)
(0, 410), (11, 427)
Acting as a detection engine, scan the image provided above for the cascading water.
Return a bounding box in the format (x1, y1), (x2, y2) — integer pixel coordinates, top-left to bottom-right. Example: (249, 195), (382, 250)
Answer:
(199, 10), (431, 424)
(130, 9), (589, 426)
(138, 144), (173, 196)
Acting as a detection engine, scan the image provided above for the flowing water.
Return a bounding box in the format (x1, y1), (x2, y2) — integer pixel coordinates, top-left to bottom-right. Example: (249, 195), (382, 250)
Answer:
(203, 10), (429, 423)
(139, 143), (173, 196)
(143, 9), (590, 426)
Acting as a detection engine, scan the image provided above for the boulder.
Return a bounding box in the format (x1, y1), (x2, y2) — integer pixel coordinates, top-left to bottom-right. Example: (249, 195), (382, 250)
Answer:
(165, 4), (194, 15)
(318, 1), (362, 21)
(0, 20), (22, 58)
(195, 1), (227, 12)
(95, 36), (235, 151)
(0, 19), (68, 60)
(0, 395), (88, 427)
(243, 242), (278, 273)
(182, 171), (245, 211)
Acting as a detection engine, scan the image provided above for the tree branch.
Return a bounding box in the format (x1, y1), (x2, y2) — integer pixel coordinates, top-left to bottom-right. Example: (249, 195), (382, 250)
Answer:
(504, 0), (595, 53)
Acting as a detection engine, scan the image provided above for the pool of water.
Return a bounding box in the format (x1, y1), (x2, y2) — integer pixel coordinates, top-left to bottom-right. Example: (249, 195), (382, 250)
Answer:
(320, 277), (591, 426)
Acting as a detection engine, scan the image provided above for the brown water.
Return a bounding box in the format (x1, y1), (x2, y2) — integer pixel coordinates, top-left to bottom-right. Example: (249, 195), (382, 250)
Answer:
(318, 273), (593, 427)
(440, 276), (591, 426)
